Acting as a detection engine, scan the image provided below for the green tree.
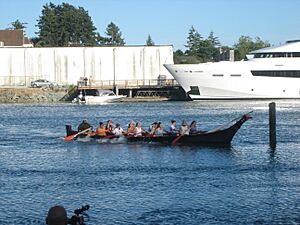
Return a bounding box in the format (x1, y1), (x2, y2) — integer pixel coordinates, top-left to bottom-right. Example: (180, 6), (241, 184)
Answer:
(10, 19), (27, 29)
(207, 31), (221, 61)
(146, 34), (155, 46)
(185, 27), (221, 63)
(100, 22), (125, 46)
(234, 36), (270, 60)
(36, 2), (98, 47)
(30, 37), (41, 46)
(185, 26), (203, 57)
(174, 49), (199, 64)
(174, 49), (184, 56)
(253, 37), (270, 49)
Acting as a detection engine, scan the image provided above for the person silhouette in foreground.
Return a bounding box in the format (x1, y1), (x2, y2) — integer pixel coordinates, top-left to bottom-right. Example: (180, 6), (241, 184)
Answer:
(46, 205), (68, 225)
(77, 118), (92, 133)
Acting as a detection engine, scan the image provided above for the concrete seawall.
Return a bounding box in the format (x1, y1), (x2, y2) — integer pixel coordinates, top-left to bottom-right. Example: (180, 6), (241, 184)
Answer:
(0, 46), (174, 86)
(0, 88), (67, 103)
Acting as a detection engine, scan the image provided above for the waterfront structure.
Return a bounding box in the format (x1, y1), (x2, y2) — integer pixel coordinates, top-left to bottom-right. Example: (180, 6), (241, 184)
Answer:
(165, 41), (300, 99)
(0, 29), (33, 47)
(0, 45), (173, 86)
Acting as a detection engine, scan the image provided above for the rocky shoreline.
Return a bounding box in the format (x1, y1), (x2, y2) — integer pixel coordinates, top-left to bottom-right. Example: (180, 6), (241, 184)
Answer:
(0, 88), (178, 103)
(0, 88), (67, 103)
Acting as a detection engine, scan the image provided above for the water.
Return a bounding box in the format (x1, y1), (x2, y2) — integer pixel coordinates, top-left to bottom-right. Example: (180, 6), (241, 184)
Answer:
(1, 101), (300, 225)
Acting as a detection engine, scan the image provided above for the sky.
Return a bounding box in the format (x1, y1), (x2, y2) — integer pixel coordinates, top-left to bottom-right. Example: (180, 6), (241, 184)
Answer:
(0, 0), (299, 50)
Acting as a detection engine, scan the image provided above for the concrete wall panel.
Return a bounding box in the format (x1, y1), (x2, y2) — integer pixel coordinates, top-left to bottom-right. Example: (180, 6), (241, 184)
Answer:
(0, 45), (174, 86)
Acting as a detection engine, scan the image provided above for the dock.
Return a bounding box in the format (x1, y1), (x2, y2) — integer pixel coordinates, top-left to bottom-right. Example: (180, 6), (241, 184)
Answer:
(64, 78), (190, 101)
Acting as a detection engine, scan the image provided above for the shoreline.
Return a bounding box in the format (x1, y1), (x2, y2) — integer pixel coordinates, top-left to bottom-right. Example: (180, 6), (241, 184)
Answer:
(0, 87), (171, 103)
(0, 87), (67, 103)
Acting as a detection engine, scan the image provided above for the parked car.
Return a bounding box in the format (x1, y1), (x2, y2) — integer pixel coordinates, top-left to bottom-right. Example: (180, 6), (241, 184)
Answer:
(31, 79), (56, 88)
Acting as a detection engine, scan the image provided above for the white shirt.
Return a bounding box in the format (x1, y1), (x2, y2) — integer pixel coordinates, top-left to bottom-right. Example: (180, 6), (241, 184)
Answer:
(170, 124), (176, 132)
(113, 127), (124, 136)
(180, 125), (189, 135)
(134, 127), (143, 136)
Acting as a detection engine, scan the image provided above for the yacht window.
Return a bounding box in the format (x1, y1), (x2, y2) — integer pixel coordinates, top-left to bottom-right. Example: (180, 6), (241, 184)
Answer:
(254, 52), (297, 58)
(254, 53), (261, 58)
(292, 52), (300, 57)
(188, 86), (200, 95)
(275, 53), (284, 57)
(251, 70), (300, 78)
(230, 74), (242, 77)
(212, 74), (224, 77)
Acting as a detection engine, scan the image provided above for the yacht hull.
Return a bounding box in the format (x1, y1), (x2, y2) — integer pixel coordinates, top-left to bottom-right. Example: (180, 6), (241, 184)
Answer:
(165, 63), (300, 100)
(81, 95), (126, 104)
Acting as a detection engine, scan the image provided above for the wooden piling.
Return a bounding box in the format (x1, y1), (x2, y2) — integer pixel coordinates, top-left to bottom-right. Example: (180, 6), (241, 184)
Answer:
(115, 85), (119, 95)
(269, 102), (276, 149)
(129, 89), (132, 98)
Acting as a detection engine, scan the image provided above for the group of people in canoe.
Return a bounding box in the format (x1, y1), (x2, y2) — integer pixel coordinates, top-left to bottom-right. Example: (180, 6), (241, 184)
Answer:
(77, 118), (202, 138)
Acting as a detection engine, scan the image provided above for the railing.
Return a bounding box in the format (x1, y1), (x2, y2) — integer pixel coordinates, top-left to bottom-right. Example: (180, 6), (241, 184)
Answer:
(78, 79), (179, 89)
(0, 76), (56, 87)
(0, 76), (29, 87)
(0, 76), (179, 89)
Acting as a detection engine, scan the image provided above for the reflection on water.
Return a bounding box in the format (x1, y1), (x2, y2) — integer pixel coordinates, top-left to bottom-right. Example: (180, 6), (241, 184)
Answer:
(0, 100), (300, 224)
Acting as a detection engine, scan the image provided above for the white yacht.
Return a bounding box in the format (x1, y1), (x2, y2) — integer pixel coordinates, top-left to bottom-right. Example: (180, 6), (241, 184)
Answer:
(165, 40), (300, 100)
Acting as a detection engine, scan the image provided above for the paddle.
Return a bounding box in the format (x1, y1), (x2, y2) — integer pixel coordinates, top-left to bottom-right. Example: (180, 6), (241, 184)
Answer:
(63, 128), (91, 141)
(88, 131), (99, 137)
(171, 134), (183, 145)
(102, 135), (116, 139)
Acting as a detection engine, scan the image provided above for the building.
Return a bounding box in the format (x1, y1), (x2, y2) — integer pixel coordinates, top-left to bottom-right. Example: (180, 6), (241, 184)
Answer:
(0, 29), (33, 47)
(0, 45), (174, 86)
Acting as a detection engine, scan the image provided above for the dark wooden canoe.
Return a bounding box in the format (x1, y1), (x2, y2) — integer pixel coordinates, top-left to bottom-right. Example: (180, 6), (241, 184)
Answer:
(65, 113), (251, 146)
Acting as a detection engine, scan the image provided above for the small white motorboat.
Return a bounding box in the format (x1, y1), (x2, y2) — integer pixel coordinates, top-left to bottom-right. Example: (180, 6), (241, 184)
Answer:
(73, 90), (126, 104)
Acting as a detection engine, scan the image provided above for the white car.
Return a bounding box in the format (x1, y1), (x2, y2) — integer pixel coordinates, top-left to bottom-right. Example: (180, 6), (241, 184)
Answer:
(31, 79), (56, 88)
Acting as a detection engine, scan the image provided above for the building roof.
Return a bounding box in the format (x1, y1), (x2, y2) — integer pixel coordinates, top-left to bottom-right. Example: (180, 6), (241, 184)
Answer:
(0, 29), (31, 46)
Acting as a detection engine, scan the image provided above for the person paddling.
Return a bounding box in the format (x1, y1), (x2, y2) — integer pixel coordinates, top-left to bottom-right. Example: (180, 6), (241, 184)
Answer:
(149, 122), (158, 134)
(106, 120), (114, 134)
(127, 121), (136, 136)
(169, 120), (177, 134)
(134, 122), (145, 136)
(189, 120), (198, 134)
(112, 123), (124, 136)
(154, 122), (164, 136)
(77, 118), (92, 134)
(179, 120), (190, 135)
(96, 122), (108, 137)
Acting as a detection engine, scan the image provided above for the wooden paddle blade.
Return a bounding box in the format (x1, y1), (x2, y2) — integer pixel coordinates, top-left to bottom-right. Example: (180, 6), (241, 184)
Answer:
(63, 127), (91, 141)
(88, 132), (99, 137)
(171, 135), (183, 145)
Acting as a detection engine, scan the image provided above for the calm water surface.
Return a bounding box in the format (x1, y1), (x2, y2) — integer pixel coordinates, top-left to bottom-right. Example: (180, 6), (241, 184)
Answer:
(1, 101), (300, 225)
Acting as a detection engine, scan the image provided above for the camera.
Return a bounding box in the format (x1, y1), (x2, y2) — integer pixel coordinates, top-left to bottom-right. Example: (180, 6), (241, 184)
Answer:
(68, 205), (90, 225)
